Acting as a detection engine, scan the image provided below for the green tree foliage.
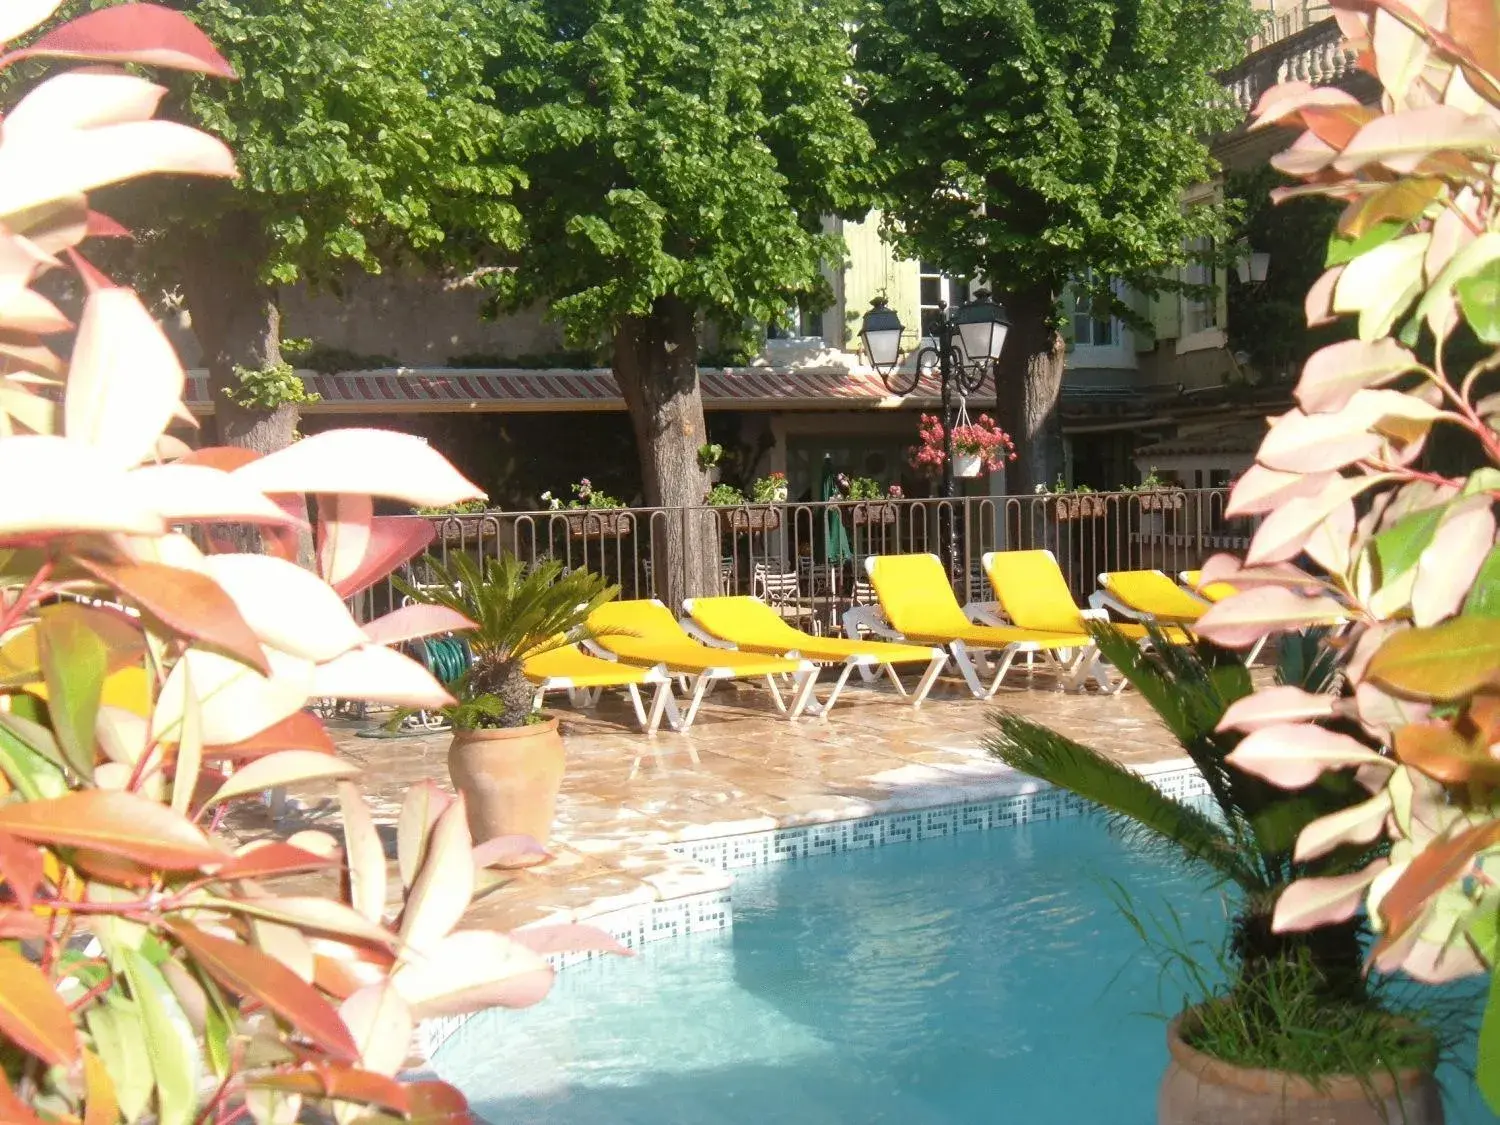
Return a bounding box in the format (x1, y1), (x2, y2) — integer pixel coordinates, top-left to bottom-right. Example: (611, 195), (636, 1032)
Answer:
(484, 0), (871, 599)
(1225, 166), (1344, 381)
(39, 0), (524, 454)
(854, 0), (1260, 489)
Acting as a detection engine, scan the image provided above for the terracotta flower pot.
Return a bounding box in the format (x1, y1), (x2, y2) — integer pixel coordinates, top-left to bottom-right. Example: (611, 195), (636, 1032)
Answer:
(447, 717), (565, 851)
(1159, 1008), (1443, 1125)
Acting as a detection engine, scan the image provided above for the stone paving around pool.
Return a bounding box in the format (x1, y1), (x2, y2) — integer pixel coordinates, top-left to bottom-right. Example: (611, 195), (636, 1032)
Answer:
(222, 665), (1188, 942)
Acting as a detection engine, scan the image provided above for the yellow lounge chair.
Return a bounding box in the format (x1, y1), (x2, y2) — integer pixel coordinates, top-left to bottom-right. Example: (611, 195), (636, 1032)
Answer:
(861, 553), (1096, 697)
(682, 595), (948, 713)
(980, 550), (1193, 692)
(523, 643), (677, 736)
(1091, 569), (1209, 625)
(587, 599), (819, 728)
(1179, 569), (1237, 604)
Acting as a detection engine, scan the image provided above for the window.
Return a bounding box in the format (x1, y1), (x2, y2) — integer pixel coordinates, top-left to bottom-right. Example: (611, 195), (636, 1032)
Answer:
(1181, 236), (1219, 336)
(1070, 271), (1121, 348)
(767, 304), (824, 341)
(918, 262), (968, 338)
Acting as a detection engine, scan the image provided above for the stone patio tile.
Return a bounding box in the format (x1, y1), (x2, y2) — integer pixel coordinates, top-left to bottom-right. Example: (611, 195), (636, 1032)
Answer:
(301, 681), (1189, 932)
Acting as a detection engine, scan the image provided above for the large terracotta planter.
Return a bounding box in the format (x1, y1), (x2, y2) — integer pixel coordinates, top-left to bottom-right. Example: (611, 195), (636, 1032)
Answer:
(1159, 1008), (1443, 1125)
(447, 717), (565, 849)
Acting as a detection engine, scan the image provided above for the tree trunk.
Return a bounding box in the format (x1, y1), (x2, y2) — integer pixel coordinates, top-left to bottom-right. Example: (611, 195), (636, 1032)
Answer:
(993, 282), (1066, 495)
(176, 213), (309, 559)
(177, 214), (298, 455)
(613, 296), (717, 608)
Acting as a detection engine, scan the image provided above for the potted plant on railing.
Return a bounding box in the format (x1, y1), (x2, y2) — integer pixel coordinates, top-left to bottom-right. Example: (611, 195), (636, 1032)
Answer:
(909, 412), (1017, 481)
(396, 552), (619, 847)
(711, 473), (787, 532)
(1035, 477), (1109, 520)
(543, 478), (633, 538)
(1128, 468), (1186, 513)
(416, 496), (493, 541)
(988, 628), (1444, 1125)
(842, 475), (901, 525)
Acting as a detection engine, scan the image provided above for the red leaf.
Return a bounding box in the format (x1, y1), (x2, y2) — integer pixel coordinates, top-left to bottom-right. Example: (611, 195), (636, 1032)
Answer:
(6, 4), (235, 77)
(0, 943), (79, 1067)
(0, 832), (43, 908)
(1374, 821), (1500, 958)
(405, 1080), (474, 1125)
(0, 790), (226, 870)
(203, 711), (337, 761)
(1299, 103), (1378, 149)
(180, 447), (263, 472)
(86, 211), (132, 240)
(74, 557), (270, 675)
(245, 1066), (409, 1113)
(167, 922), (359, 1062)
(0, 912), (49, 940)
(70, 848), (156, 888)
(214, 842), (337, 881)
(331, 517), (435, 599)
(508, 923), (633, 958)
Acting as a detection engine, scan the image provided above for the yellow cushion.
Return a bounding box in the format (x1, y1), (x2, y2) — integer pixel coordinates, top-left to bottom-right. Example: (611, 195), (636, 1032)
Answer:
(589, 600), (804, 676)
(983, 550), (1088, 634)
(1103, 571), (1207, 623)
(688, 596), (938, 665)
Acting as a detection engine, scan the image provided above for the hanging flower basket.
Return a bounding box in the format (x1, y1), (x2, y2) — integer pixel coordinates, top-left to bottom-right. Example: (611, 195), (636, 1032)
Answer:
(1051, 494), (1109, 521)
(564, 511), (633, 539)
(851, 502), (898, 526)
(909, 411), (1016, 479)
(718, 506), (781, 533)
(1136, 489), (1186, 513)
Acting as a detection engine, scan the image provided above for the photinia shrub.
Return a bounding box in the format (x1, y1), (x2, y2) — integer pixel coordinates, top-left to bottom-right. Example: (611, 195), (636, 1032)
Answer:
(0, 4), (622, 1122)
(1187, 0), (1500, 1099)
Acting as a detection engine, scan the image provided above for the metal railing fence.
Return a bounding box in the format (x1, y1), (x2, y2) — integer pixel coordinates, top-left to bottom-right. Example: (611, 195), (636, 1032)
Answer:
(351, 488), (1254, 635)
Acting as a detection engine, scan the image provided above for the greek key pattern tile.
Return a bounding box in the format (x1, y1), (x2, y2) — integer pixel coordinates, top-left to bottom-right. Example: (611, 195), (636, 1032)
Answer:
(671, 765), (1207, 871)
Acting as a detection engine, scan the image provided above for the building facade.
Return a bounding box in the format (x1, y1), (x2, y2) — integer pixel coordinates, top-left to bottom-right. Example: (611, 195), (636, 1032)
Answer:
(177, 0), (1362, 508)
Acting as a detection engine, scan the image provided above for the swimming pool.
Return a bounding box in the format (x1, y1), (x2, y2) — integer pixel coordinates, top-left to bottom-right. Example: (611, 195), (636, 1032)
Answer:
(434, 809), (1499, 1124)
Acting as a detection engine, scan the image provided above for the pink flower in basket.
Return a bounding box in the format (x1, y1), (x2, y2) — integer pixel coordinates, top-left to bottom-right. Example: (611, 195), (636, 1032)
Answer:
(907, 413), (1017, 477)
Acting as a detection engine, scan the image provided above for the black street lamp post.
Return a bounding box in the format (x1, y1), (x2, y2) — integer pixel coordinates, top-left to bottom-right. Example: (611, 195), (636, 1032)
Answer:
(859, 290), (1010, 575)
(859, 291), (1010, 497)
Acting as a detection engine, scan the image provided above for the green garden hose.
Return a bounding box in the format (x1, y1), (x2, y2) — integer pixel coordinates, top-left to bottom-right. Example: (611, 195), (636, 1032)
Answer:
(411, 635), (472, 686)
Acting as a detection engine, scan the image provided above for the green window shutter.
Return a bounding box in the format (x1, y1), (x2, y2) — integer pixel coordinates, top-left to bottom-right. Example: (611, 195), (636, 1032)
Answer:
(1147, 289), (1179, 349)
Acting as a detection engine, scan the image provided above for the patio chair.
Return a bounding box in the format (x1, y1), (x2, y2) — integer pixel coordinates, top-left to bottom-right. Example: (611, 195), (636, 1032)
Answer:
(857, 553), (1097, 697)
(980, 550), (1193, 693)
(523, 643), (678, 736)
(753, 562), (819, 634)
(681, 595), (948, 713)
(1093, 568), (1280, 664)
(1090, 569), (1210, 626)
(586, 599), (820, 729)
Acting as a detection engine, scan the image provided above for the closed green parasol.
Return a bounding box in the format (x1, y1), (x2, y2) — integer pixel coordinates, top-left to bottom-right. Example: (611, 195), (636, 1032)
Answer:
(819, 455), (854, 564)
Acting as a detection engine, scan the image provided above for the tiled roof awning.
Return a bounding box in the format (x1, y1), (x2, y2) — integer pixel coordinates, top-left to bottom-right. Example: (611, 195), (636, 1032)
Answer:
(184, 365), (992, 414)
(1135, 420), (1268, 458)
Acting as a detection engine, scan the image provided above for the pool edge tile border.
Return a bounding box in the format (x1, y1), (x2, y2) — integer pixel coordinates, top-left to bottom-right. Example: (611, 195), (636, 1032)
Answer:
(416, 758), (1208, 1062)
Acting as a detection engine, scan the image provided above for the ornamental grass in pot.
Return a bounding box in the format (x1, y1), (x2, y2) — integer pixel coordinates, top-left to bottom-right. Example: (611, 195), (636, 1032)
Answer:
(987, 628), (1444, 1125)
(397, 553), (618, 847)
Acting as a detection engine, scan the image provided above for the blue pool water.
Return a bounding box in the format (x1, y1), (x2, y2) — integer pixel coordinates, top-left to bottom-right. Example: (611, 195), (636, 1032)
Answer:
(434, 811), (1499, 1124)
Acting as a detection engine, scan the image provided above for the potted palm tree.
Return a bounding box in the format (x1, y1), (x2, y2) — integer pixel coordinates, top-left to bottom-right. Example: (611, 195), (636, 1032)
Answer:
(986, 627), (1442, 1125)
(396, 552), (619, 847)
